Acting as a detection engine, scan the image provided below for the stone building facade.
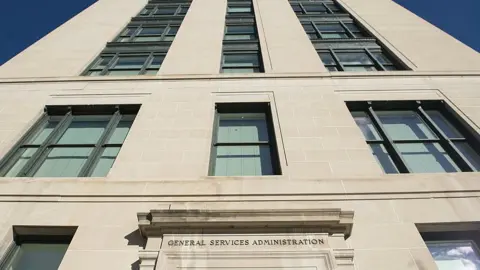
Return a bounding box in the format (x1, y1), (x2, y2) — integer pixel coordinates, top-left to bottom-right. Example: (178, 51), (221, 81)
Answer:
(0, 0), (479, 269)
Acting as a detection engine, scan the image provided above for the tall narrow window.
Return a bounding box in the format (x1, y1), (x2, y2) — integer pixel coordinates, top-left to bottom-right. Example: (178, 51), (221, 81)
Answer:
(221, 0), (264, 73)
(210, 103), (281, 176)
(82, 0), (191, 76)
(0, 227), (76, 270)
(347, 100), (480, 174)
(0, 105), (140, 177)
(290, 0), (406, 71)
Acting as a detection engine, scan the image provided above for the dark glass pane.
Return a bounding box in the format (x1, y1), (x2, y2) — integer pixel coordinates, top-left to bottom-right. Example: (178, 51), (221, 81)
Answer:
(154, 8), (177, 15)
(34, 147), (93, 177)
(427, 241), (480, 270)
(383, 65), (398, 71)
(319, 52), (335, 65)
(224, 34), (256, 40)
(351, 111), (381, 140)
(108, 119), (133, 144)
(372, 52), (393, 64)
(226, 25), (255, 34)
(133, 36), (162, 42)
(397, 143), (460, 173)
(179, 6), (189, 14)
(455, 142), (480, 171)
(322, 33), (349, 39)
(336, 52), (373, 65)
(122, 28), (136, 36)
(5, 148), (37, 177)
(303, 4), (327, 13)
(167, 26), (179, 35)
(343, 66), (377, 71)
(291, 4), (303, 13)
(1, 243), (69, 270)
(113, 56), (147, 69)
(138, 27), (164, 35)
(224, 54), (260, 67)
(91, 147), (121, 177)
(425, 110), (463, 138)
(344, 23), (361, 32)
(227, 6), (252, 13)
(92, 57), (112, 69)
(149, 56), (164, 69)
(316, 23), (345, 32)
(302, 23), (315, 32)
(326, 66), (338, 71)
(370, 144), (398, 173)
(326, 3), (342, 12)
(376, 111), (437, 140)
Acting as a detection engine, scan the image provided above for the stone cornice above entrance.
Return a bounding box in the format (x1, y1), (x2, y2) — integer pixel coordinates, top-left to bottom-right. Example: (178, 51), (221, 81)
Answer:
(137, 208), (354, 237)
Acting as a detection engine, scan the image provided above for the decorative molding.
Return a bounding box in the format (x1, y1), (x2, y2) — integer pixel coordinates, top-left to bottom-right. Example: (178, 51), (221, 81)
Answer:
(138, 249), (160, 270)
(137, 208), (354, 237)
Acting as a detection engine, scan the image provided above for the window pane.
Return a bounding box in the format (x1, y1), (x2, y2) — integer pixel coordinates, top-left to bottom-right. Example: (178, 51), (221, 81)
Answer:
(224, 54), (259, 67)
(344, 23), (361, 32)
(222, 68), (258, 73)
(351, 111), (381, 140)
(336, 52), (373, 65)
(326, 3), (342, 12)
(376, 111), (437, 140)
(291, 4), (302, 13)
(144, 69), (158, 75)
(108, 120), (133, 144)
(226, 25), (255, 34)
(214, 145), (273, 176)
(1, 243), (69, 270)
(107, 70), (141, 76)
(326, 66), (338, 71)
(302, 23), (315, 32)
(383, 65), (398, 71)
(322, 33), (349, 39)
(87, 71), (102, 76)
(5, 148), (37, 177)
(112, 57), (147, 69)
(58, 117), (109, 144)
(372, 52), (393, 65)
(427, 241), (480, 270)
(397, 143), (460, 173)
(91, 57), (112, 69)
(316, 23), (344, 32)
(224, 34), (255, 40)
(370, 144), (398, 174)
(91, 147), (121, 177)
(455, 142), (480, 171)
(343, 66), (377, 71)
(217, 113), (268, 143)
(167, 26), (179, 35)
(154, 8), (177, 15)
(34, 147), (93, 177)
(303, 4), (327, 13)
(133, 36), (162, 42)
(228, 7), (252, 13)
(138, 27), (164, 35)
(425, 110), (463, 138)
(319, 53), (336, 65)
(27, 119), (60, 144)
(149, 56), (164, 69)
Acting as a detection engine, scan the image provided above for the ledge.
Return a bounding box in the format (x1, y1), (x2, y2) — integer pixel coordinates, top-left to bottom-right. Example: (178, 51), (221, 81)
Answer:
(137, 208), (354, 237)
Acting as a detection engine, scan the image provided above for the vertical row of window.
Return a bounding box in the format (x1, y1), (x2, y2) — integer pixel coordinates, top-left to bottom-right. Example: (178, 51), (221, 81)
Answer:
(82, 0), (191, 76)
(290, 0), (406, 71)
(221, 0), (264, 73)
(0, 101), (479, 177)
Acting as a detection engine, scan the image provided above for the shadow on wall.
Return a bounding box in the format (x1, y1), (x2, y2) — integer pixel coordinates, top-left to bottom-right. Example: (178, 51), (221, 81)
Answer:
(125, 229), (146, 270)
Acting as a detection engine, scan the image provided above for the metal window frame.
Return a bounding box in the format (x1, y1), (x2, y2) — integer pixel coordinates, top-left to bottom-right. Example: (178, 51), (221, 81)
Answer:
(0, 105), (140, 178)
(290, 1), (344, 15)
(224, 23), (258, 41)
(221, 50), (264, 73)
(82, 52), (166, 76)
(138, 3), (191, 18)
(318, 48), (394, 71)
(347, 100), (480, 174)
(114, 23), (180, 43)
(208, 102), (282, 176)
(226, 0), (254, 16)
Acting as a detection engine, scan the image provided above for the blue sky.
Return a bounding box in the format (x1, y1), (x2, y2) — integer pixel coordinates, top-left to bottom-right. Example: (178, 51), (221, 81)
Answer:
(0, 0), (478, 66)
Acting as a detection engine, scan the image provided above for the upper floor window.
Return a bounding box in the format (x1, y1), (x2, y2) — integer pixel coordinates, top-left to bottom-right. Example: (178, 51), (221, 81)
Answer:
(0, 105), (140, 177)
(115, 25), (179, 42)
(347, 100), (480, 174)
(319, 49), (399, 71)
(84, 53), (164, 76)
(290, 1), (345, 15)
(139, 3), (190, 17)
(209, 103), (281, 176)
(302, 21), (369, 40)
(222, 52), (263, 73)
(227, 0), (254, 15)
(224, 24), (257, 41)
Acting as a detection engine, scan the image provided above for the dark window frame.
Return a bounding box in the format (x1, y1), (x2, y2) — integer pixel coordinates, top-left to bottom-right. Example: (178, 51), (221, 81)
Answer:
(302, 21), (369, 40)
(318, 48), (398, 71)
(0, 105), (140, 178)
(114, 23), (180, 43)
(221, 50), (264, 73)
(224, 23), (258, 41)
(226, 2), (254, 16)
(209, 102), (282, 176)
(290, 1), (346, 15)
(82, 52), (165, 76)
(347, 100), (480, 174)
(138, 3), (190, 17)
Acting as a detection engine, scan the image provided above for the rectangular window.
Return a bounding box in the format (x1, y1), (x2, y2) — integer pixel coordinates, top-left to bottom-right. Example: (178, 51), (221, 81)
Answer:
(290, 0), (407, 71)
(347, 100), (480, 174)
(421, 231), (480, 270)
(210, 103), (281, 176)
(83, 0), (191, 76)
(222, 0), (263, 73)
(0, 227), (76, 270)
(0, 105), (140, 177)
(319, 49), (398, 71)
